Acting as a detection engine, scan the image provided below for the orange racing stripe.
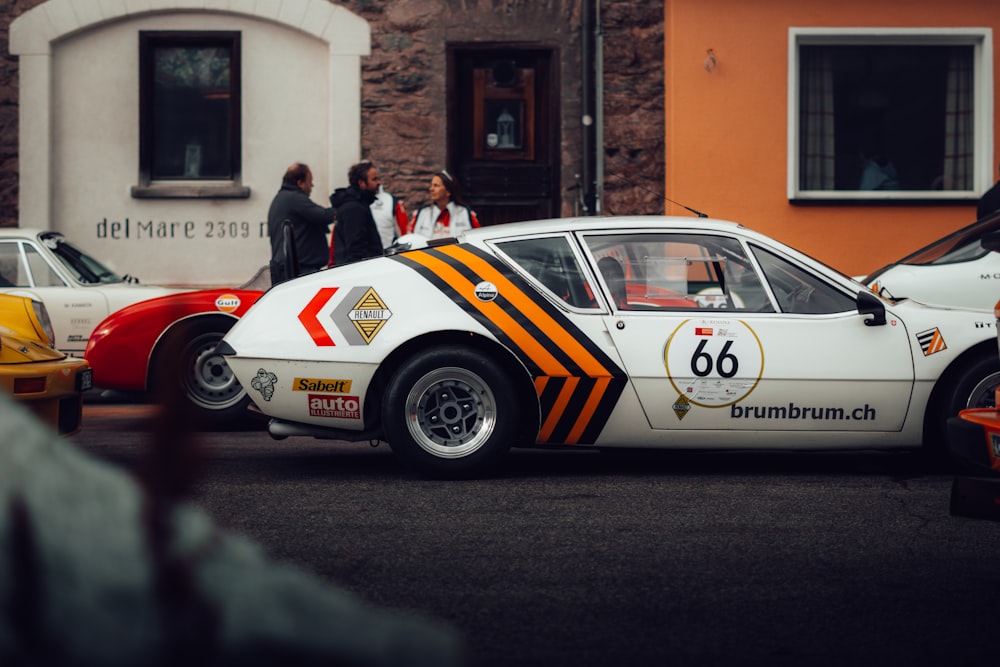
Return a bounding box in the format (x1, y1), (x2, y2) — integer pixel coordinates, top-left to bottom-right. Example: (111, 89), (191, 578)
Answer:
(402, 250), (568, 375)
(393, 244), (628, 445)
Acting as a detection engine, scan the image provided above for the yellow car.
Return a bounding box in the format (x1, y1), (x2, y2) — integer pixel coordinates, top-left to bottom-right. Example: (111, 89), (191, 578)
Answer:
(0, 294), (92, 435)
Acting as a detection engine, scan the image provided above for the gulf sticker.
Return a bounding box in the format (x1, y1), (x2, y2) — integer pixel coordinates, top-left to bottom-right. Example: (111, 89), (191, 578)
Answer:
(664, 319), (764, 409)
(215, 294), (241, 313)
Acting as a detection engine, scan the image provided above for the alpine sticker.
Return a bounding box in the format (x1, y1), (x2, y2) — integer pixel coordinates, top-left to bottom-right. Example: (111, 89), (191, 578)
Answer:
(664, 319), (764, 414)
(215, 294), (241, 313)
(391, 245), (628, 445)
(474, 281), (499, 302)
(916, 327), (947, 356)
(250, 368), (278, 402)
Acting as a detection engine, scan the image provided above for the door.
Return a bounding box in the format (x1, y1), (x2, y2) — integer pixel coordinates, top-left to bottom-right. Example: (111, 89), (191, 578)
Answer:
(580, 231), (916, 432)
(449, 46), (559, 226)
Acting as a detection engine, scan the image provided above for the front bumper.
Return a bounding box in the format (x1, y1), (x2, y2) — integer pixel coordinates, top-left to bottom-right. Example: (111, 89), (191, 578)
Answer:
(947, 410), (1000, 521)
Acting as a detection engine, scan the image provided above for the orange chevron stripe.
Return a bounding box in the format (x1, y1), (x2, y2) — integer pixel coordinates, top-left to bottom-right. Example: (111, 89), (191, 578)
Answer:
(438, 245), (613, 377)
(403, 250), (567, 373)
(539, 377), (580, 442)
(566, 376), (612, 444)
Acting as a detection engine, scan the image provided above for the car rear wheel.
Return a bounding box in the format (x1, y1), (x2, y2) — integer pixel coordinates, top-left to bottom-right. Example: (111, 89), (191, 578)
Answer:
(154, 318), (250, 429)
(930, 352), (1000, 466)
(382, 346), (517, 478)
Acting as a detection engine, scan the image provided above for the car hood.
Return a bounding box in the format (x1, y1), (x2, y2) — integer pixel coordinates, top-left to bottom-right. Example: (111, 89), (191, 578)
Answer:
(0, 331), (65, 364)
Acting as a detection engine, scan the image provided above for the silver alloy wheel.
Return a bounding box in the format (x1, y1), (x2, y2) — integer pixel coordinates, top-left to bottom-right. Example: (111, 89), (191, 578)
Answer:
(965, 370), (1000, 409)
(404, 366), (498, 458)
(183, 332), (246, 410)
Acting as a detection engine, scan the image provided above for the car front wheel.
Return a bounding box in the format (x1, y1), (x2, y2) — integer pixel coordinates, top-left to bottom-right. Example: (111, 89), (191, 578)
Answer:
(930, 352), (1000, 465)
(382, 346), (517, 478)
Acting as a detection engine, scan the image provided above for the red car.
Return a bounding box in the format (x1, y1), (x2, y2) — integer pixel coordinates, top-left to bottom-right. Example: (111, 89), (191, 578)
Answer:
(84, 288), (264, 427)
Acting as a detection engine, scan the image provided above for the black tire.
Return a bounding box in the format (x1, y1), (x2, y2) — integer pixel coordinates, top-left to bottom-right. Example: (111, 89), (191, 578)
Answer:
(154, 318), (251, 429)
(927, 353), (1000, 465)
(382, 346), (518, 478)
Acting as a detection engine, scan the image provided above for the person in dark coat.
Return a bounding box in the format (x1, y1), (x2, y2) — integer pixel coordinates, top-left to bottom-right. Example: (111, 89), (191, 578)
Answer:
(267, 162), (334, 284)
(329, 161), (384, 266)
(978, 162), (1000, 220)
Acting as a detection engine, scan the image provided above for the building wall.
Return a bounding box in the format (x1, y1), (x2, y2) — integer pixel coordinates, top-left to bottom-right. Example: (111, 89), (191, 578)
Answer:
(49, 13), (335, 283)
(0, 0), (665, 285)
(343, 0), (664, 218)
(665, 0), (997, 275)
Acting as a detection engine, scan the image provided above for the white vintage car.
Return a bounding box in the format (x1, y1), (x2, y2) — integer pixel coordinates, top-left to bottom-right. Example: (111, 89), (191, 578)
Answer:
(862, 211), (1000, 311)
(0, 228), (181, 355)
(219, 216), (1000, 477)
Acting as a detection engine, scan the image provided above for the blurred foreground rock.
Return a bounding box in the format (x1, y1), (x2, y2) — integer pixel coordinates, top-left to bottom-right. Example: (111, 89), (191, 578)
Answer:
(0, 392), (463, 666)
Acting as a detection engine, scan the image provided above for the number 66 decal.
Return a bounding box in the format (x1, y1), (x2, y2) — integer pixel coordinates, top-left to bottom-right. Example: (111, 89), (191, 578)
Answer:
(664, 319), (764, 408)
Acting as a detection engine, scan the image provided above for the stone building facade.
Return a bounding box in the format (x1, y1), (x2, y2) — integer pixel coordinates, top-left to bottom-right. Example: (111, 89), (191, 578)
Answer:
(0, 0), (664, 233)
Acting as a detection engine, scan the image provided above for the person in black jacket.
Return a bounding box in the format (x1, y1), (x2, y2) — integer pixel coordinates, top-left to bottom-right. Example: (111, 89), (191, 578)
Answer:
(330, 162), (384, 266)
(267, 163), (334, 284)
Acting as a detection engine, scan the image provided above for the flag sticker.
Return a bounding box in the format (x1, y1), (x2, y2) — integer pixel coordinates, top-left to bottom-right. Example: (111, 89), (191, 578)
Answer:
(916, 328), (947, 356)
(695, 327), (713, 336)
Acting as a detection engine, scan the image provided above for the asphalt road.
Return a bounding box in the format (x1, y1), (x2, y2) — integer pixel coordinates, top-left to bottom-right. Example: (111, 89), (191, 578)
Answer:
(72, 400), (1000, 667)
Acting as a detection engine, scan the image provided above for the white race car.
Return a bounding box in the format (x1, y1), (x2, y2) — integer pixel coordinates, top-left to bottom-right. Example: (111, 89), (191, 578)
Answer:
(0, 229), (182, 355)
(219, 216), (1000, 477)
(862, 211), (1000, 311)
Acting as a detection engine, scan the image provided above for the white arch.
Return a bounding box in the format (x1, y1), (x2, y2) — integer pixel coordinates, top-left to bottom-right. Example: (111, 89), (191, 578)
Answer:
(9, 0), (370, 227)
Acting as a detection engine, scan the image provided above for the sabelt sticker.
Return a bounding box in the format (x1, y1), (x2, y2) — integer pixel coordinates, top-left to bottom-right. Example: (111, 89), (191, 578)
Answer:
(293, 377), (353, 393)
(215, 294), (241, 313)
(474, 281), (499, 302)
(664, 319), (764, 412)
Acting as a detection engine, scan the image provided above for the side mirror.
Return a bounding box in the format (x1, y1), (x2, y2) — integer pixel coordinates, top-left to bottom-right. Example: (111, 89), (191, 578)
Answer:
(981, 229), (1000, 253)
(857, 289), (886, 327)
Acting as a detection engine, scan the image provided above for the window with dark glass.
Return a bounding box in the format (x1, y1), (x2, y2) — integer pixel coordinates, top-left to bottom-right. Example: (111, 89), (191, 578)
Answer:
(794, 37), (984, 198)
(137, 32), (242, 192)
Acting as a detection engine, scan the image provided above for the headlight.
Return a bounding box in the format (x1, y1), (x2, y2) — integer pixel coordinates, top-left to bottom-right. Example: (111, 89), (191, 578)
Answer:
(30, 300), (56, 347)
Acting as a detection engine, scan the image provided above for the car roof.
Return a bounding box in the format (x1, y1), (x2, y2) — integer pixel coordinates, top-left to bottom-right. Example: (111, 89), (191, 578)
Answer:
(460, 215), (749, 243)
(0, 228), (56, 240)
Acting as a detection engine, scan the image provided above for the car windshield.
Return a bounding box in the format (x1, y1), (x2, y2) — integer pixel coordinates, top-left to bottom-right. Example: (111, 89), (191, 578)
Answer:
(40, 232), (123, 285)
(891, 214), (1000, 267)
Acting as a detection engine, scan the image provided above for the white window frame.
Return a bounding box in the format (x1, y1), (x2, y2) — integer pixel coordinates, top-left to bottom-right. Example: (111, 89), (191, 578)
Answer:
(787, 27), (994, 202)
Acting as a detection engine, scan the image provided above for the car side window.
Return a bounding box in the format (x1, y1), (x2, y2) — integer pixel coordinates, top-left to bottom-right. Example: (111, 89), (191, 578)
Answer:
(0, 242), (23, 287)
(496, 236), (597, 309)
(582, 232), (775, 311)
(750, 245), (856, 314)
(24, 245), (67, 287)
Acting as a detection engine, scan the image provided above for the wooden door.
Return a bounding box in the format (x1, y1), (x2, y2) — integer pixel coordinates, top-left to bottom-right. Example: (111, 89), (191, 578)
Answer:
(449, 47), (559, 226)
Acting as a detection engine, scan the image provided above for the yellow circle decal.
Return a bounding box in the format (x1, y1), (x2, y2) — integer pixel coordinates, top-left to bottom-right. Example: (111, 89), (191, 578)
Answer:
(664, 319), (764, 408)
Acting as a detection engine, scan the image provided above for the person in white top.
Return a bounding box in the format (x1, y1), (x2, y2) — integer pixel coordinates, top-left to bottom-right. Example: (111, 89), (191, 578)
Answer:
(370, 185), (409, 249)
(409, 170), (480, 239)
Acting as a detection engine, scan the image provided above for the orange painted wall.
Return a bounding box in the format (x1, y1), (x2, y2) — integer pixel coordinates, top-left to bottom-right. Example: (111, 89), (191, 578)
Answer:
(664, 0), (997, 275)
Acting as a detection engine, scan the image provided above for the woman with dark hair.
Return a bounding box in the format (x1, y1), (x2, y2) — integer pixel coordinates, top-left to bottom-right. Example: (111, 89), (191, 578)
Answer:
(409, 170), (480, 239)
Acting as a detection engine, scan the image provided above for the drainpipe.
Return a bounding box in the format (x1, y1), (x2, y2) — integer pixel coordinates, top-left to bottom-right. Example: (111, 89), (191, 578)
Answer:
(594, 0), (603, 215)
(581, 0), (597, 215)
